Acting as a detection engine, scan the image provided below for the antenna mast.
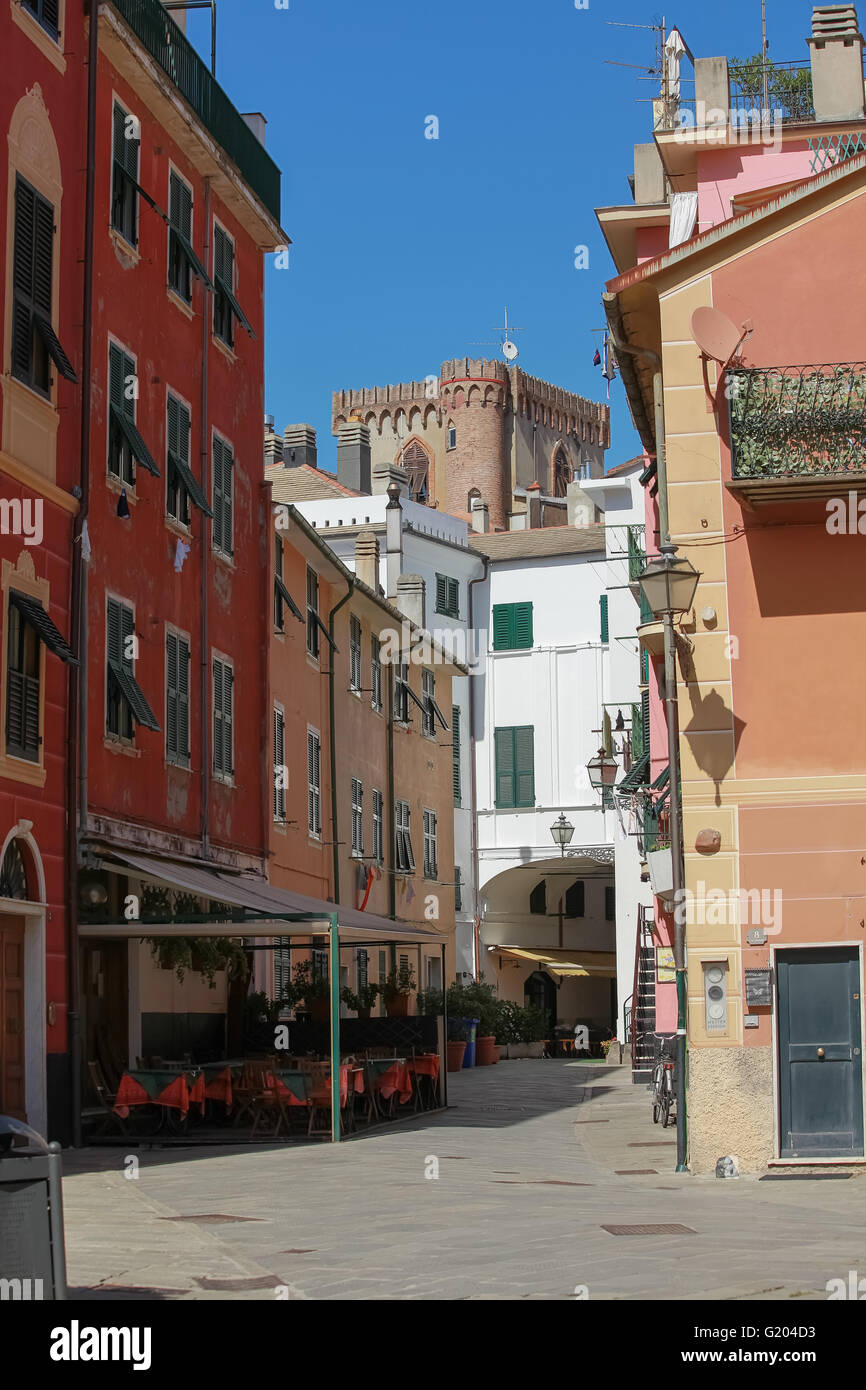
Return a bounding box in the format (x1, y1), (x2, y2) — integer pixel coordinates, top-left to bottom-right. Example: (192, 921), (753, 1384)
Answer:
(761, 0), (770, 111)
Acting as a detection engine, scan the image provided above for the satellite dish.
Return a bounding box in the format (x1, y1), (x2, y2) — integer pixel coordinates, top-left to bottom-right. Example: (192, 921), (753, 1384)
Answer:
(502, 340), (519, 361)
(691, 307), (743, 364)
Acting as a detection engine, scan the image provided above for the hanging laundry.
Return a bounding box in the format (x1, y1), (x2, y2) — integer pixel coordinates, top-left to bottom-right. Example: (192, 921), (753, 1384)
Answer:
(593, 349), (602, 366)
(117, 490), (131, 519)
(80, 519), (92, 563)
(174, 538), (191, 572)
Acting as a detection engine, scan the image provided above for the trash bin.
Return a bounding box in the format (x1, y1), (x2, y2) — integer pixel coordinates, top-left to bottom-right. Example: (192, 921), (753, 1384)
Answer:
(459, 1017), (480, 1068)
(0, 1117), (67, 1300)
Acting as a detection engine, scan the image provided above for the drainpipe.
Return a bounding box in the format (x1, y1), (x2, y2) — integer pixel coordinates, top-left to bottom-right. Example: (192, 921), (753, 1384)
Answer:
(467, 554), (489, 981)
(328, 577), (354, 903)
(66, 0), (100, 1147)
(387, 661), (396, 924)
(200, 178), (211, 859)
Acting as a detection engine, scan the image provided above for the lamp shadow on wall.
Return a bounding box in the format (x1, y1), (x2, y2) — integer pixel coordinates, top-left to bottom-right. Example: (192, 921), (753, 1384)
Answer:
(677, 634), (746, 808)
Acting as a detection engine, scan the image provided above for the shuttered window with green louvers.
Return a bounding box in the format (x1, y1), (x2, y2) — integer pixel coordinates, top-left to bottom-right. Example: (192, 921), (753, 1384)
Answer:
(167, 393), (191, 526)
(213, 223), (254, 346)
(168, 171), (193, 302)
(212, 435), (234, 556)
(12, 176), (75, 393)
(23, 0), (60, 41)
(642, 689), (651, 760)
(494, 726), (535, 808)
(108, 342), (159, 483)
(492, 602), (533, 651)
(600, 593), (609, 643)
(452, 703), (461, 805)
(212, 656), (234, 779)
(106, 597), (160, 738)
(112, 101), (140, 246)
(435, 574), (459, 617)
(165, 630), (190, 767)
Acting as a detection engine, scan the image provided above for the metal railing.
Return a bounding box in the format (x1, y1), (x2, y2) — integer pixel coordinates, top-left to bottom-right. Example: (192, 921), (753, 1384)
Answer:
(729, 59), (814, 124)
(728, 363), (866, 480)
(108, 0), (281, 222)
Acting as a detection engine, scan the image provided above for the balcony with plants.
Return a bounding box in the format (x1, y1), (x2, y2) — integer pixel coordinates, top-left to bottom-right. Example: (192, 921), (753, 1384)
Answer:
(726, 362), (866, 504)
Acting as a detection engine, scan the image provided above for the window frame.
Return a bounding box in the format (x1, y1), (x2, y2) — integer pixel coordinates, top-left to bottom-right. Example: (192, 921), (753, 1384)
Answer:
(351, 776), (363, 857)
(5, 599), (41, 763)
(371, 637), (382, 712)
(492, 601), (533, 652)
(111, 98), (140, 249)
(372, 788), (384, 864)
(307, 726), (322, 837)
(395, 798), (415, 873)
(213, 218), (236, 348)
(167, 165), (194, 303)
(435, 573), (459, 618)
(105, 594), (135, 742)
(165, 624), (191, 768)
(166, 388), (192, 528)
(107, 337), (137, 487)
(306, 567), (320, 659)
(273, 702), (286, 822)
(494, 724), (536, 809)
(22, 0), (61, 42)
(211, 429), (235, 558)
(423, 808), (438, 881)
(421, 668), (436, 739)
(394, 660), (409, 724)
(349, 615), (362, 693)
(446, 422), (456, 450)
(211, 652), (234, 782)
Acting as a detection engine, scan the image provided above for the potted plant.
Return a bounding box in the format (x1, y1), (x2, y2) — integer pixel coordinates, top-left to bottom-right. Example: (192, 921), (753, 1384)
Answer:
(495, 1000), (523, 1059)
(382, 962), (416, 1018)
(340, 982), (380, 1020)
(416, 988), (444, 1017)
(464, 978), (500, 1066)
(521, 1004), (549, 1059)
(292, 959), (331, 1023)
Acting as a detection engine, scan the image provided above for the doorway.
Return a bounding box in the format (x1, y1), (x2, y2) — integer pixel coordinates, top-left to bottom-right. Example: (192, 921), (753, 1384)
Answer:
(81, 941), (129, 1092)
(0, 915), (26, 1120)
(524, 969), (557, 1040)
(777, 947), (864, 1158)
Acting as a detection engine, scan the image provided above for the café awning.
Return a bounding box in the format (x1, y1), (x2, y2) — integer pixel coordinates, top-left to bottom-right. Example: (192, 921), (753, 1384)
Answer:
(82, 849), (442, 944)
(493, 947), (618, 979)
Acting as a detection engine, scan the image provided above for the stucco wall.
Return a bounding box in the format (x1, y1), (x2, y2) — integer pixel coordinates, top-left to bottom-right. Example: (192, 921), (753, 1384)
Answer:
(688, 1043), (775, 1173)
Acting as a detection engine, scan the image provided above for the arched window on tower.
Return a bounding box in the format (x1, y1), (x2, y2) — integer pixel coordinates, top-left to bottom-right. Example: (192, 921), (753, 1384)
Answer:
(401, 438), (430, 504)
(447, 422), (456, 451)
(467, 487), (481, 512)
(553, 445), (572, 498)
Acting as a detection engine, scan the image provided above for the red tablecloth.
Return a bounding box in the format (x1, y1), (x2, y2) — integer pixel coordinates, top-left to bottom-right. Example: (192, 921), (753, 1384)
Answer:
(203, 1066), (233, 1109)
(113, 1070), (204, 1119)
(378, 1061), (413, 1103)
(409, 1054), (440, 1081)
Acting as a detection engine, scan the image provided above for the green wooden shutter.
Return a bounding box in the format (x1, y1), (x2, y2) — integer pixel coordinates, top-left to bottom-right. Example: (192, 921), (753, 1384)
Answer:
(178, 400), (190, 464)
(212, 659), (223, 773)
(600, 593), (609, 643)
(106, 597), (121, 664)
(513, 602), (533, 648)
(224, 665), (233, 774)
(452, 704), (461, 804)
(494, 728), (515, 807)
(169, 171), (192, 238)
(120, 603), (135, 671)
(221, 441), (233, 553)
(448, 578), (459, 616)
(178, 637), (190, 759)
(492, 605), (511, 651)
(212, 436), (224, 549)
(166, 631), (178, 758)
(11, 179), (36, 381)
(436, 574), (446, 612)
(514, 726), (535, 806)
(32, 195), (53, 318)
(641, 689), (651, 760)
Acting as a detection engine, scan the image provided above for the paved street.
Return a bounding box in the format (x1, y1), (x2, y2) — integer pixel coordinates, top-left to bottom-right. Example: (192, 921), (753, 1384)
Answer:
(61, 1060), (866, 1301)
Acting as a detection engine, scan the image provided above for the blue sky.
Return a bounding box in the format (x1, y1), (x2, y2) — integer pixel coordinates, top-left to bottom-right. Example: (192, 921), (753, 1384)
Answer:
(184, 0), (817, 473)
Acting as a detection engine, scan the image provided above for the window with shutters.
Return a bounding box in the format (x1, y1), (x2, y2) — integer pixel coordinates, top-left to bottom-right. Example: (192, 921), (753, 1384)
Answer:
(165, 628), (190, 767)
(307, 729), (322, 836)
(641, 688), (651, 762)
(108, 342), (136, 485)
(421, 668), (435, 738)
(454, 865), (462, 912)
(423, 809), (438, 880)
(452, 703), (461, 804)
(394, 660), (409, 723)
(395, 799), (414, 873)
(274, 533), (284, 629)
(435, 574), (459, 618)
(5, 600), (41, 762)
(273, 938), (292, 1007)
(349, 616), (362, 693)
(402, 439), (429, 503)
(168, 169), (193, 302)
(273, 703), (286, 822)
(306, 567), (319, 659)
(494, 726), (535, 808)
(11, 176), (75, 396)
(565, 880), (585, 919)
(22, 0), (60, 41)
(446, 423), (456, 450)
(351, 777), (363, 857)
(492, 602), (533, 651)
(371, 638), (382, 712)
(111, 101), (140, 247)
(212, 654), (234, 780)
(105, 597), (133, 739)
(372, 789), (383, 864)
(212, 433), (234, 557)
(166, 392), (191, 527)
(599, 593), (609, 644)
(213, 221), (250, 348)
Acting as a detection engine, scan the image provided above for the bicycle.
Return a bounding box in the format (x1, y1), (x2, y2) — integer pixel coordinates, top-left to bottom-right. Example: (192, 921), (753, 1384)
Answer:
(650, 1036), (676, 1128)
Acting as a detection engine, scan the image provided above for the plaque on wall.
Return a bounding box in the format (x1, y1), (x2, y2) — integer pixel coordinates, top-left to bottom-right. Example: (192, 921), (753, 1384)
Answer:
(744, 968), (772, 1008)
(656, 947), (675, 984)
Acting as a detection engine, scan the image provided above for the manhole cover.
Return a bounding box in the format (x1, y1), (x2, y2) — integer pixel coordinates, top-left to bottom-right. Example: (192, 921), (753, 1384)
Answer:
(161, 1214), (264, 1224)
(194, 1275), (282, 1291)
(614, 1169), (659, 1176)
(602, 1223), (696, 1236)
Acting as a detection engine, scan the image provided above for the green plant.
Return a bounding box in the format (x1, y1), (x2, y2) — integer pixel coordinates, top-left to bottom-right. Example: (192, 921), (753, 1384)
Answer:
(146, 935), (248, 987)
(292, 959), (330, 1004)
(518, 1003), (549, 1044)
(494, 999), (523, 1045)
(382, 962), (416, 1001)
(140, 885), (173, 922)
(340, 982), (380, 1012)
(416, 988), (444, 1016)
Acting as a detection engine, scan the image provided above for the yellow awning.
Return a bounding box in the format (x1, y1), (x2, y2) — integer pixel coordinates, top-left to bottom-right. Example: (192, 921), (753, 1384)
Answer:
(493, 947), (617, 979)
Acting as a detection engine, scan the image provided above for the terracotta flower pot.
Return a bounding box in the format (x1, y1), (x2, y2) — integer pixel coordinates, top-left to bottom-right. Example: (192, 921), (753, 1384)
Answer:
(475, 1035), (498, 1066)
(446, 1040), (466, 1072)
(385, 994), (409, 1018)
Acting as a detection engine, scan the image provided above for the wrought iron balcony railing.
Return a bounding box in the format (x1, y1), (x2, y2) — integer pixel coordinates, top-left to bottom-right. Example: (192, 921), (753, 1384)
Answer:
(728, 363), (866, 482)
(108, 0), (281, 223)
(729, 59), (814, 124)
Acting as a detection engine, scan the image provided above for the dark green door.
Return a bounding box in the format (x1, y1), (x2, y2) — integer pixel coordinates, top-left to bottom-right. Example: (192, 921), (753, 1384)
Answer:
(777, 948), (864, 1158)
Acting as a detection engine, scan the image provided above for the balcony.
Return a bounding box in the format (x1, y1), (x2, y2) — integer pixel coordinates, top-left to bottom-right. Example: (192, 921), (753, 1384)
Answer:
(107, 0), (281, 223)
(727, 362), (866, 505)
(729, 59), (815, 125)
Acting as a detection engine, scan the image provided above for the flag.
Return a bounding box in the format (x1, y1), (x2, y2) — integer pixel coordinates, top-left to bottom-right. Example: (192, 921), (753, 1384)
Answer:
(593, 349), (601, 366)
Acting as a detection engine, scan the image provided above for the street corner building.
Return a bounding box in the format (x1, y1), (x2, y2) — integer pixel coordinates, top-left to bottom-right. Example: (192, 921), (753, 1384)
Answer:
(596, 3), (866, 1171)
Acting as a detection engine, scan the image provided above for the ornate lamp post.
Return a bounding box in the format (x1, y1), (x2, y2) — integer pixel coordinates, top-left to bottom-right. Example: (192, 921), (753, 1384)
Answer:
(638, 542), (701, 1173)
(550, 813), (575, 858)
(586, 748), (618, 794)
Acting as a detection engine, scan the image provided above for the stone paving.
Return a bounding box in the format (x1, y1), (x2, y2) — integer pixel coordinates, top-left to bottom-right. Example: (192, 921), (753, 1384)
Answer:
(60, 1060), (866, 1300)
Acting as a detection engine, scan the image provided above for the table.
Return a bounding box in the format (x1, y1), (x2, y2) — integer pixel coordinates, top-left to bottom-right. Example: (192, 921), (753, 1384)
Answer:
(368, 1059), (413, 1104)
(114, 1069), (204, 1119)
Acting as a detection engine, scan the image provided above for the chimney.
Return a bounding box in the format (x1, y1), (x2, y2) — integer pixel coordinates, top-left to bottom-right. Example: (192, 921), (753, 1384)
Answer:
(241, 113), (267, 146)
(264, 414), (283, 466)
(395, 574), (425, 629)
(385, 482), (403, 598)
(470, 498), (490, 533)
(161, 1), (185, 32)
(337, 422), (372, 494)
(355, 529), (380, 591)
(372, 461), (410, 497)
(283, 424), (317, 470)
(809, 6), (865, 120)
(527, 483), (543, 529)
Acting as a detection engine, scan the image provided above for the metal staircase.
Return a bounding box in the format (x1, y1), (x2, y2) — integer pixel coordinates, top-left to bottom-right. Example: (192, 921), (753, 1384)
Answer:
(626, 908), (657, 1085)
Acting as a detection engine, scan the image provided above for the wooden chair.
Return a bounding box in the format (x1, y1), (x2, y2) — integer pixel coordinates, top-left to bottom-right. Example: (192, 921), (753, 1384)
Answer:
(83, 1060), (128, 1137)
(250, 1071), (299, 1139)
(233, 1061), (273, 1127)
(307, 1063), (355, 1138)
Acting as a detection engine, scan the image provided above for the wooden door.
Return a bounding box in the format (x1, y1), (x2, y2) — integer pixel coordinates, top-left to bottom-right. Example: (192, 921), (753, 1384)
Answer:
(0, 915), (26, 1120)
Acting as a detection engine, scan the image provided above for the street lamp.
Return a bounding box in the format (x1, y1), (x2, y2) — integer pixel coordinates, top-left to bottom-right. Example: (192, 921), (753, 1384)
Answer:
(586, 748), (618, 792)
(636, 541), (701, 1174)
(550, 813), (575, 857)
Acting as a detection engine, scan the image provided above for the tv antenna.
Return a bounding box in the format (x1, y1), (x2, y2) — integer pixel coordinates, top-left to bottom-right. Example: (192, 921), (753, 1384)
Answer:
(605, 16), (693, 131)
(471, 307), (524, 363)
